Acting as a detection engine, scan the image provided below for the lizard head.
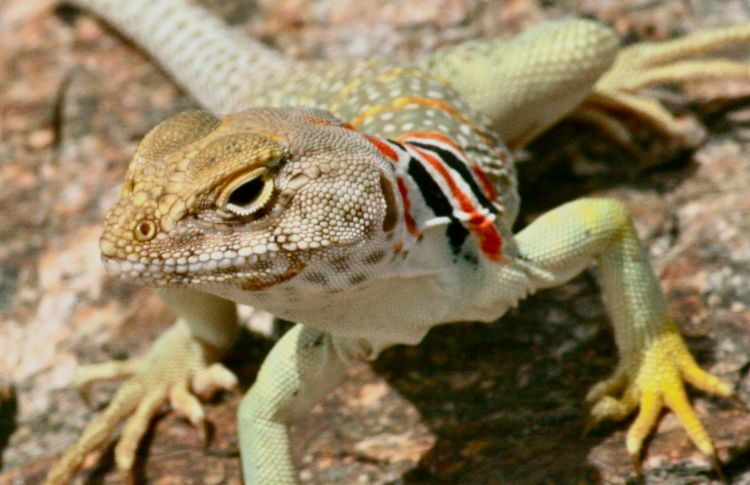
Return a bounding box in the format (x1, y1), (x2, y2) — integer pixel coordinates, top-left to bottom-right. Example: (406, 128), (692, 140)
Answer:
(99, 108), (402, 292)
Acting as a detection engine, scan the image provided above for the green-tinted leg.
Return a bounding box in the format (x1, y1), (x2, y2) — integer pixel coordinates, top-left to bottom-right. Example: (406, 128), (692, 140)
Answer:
(238, 324), (377, 484)
(515, 198), (735, 467)
(422, 19), (620, 148)
(424, 20), (750, 148)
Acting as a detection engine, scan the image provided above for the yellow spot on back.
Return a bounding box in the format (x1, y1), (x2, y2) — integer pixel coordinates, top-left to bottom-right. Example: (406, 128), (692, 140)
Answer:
(330, 78), (363, 112)
(350, 96), (494, 142)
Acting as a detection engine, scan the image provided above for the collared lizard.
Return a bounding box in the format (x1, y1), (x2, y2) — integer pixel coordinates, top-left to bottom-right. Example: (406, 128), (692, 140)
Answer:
(42, 0), (750, 483)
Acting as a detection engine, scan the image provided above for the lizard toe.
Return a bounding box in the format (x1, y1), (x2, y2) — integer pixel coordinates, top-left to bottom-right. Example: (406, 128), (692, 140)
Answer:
(625, 390), (662, 458)
(585, 385), (638, 434)
(73, 357), (145, 406)
(46, 322), (235, 483)
(192, 362), (238, 400)
(44, 379), (144, 485)
(595, 327), (734, 476)
(584, 365), (628, 405)
(577, 23), (750, 148)
(114, 384), (169, 470)
(170, 380), (206, 428)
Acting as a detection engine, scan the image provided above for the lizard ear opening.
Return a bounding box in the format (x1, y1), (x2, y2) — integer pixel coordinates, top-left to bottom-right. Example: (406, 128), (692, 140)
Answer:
(380, 175), (398, 232)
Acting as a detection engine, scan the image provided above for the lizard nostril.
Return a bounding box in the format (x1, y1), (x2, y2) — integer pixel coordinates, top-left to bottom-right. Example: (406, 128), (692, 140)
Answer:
(134, 219), (157, 241)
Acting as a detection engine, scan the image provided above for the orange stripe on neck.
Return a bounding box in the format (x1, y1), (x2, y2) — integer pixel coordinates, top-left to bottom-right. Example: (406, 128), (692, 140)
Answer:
(363, 135), (398, 162)
(395, 131), (458, 147)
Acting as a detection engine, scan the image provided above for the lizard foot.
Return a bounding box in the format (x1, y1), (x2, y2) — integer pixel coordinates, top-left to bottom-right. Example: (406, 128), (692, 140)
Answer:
(44, 321), (238, 485)
(584, 323), (736, 476)
(575, 23), (750, 148)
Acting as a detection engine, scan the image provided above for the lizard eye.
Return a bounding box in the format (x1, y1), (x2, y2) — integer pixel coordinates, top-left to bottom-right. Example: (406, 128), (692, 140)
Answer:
(219, 168), (274, 217)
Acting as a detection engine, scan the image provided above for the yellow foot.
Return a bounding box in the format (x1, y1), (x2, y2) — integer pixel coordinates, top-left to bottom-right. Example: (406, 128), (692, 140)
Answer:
(44, 321), (238, 485)
(574, 23), (750, 147)
(584, 326), (736, 476)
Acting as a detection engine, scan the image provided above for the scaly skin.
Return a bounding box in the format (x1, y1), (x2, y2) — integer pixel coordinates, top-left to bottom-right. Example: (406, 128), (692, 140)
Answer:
(425, 20), (750, 148)
(45, 0), (750, 483)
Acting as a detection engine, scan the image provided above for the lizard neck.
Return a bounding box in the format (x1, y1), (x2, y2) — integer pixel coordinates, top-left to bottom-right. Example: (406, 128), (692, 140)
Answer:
(359, 131), (506, 263)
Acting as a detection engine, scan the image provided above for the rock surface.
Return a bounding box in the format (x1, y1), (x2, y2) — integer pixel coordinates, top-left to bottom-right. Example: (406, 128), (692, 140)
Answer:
(1, 0), (750, 484)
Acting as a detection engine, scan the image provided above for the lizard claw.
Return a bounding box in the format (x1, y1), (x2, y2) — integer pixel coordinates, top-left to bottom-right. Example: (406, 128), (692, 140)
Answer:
(192, 362), (238, 401)
(710, 453), (728, 484)
(45, 322), (238, 485)
(585, 328), (734, 478)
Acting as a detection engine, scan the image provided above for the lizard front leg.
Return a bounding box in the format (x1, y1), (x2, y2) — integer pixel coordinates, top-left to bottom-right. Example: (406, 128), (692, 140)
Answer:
(238, 324), (378, 484)
(513, 198), (737, 473)
(45, 289), (240, 484)
(424, 20), (750, 150)
(421, 19), (620, 149)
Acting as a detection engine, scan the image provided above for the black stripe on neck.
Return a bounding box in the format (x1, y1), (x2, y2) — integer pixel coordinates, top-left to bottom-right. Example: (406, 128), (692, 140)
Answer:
(406, 156), (468, 255)
(408, 140), (497, 214)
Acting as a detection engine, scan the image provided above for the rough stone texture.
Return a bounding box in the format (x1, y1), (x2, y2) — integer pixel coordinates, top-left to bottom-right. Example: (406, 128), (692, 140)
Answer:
(2, 0), (750, 484)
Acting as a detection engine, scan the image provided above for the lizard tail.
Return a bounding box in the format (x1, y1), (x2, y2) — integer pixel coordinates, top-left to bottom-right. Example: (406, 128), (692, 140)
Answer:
(69, 0), (292, 114)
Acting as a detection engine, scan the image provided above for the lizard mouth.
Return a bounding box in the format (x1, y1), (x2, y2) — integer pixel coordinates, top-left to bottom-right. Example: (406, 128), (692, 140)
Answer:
(101, 249), (278, 286)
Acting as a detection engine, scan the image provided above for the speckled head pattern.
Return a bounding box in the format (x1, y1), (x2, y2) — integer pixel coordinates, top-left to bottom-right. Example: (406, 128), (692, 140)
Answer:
(100, 108), (403, 292)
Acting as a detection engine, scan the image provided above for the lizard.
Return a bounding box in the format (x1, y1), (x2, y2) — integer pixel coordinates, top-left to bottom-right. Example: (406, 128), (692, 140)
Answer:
(43, 0), (750, 483)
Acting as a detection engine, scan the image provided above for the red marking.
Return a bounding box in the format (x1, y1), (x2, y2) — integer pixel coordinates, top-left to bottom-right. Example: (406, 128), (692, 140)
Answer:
(396, 131), (458, 148)
(410, 145), (503, 261)
(304, 116), (358, 133)
(364, 134), (399, 162)
(472, 217), (503, 260)
(471, 165), (497, 201)
(396, 177), (421, 237)
(400, 131), (498, 202)
(393, 240), (404, 253)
